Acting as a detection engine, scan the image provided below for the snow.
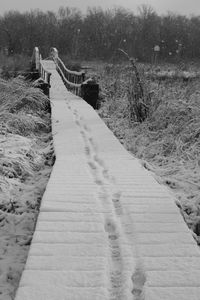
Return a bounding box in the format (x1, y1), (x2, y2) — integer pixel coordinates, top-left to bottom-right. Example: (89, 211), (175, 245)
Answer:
(0, 135), (53, 299)
(0, 94), (53, 299)
(13, 66), (200, 300)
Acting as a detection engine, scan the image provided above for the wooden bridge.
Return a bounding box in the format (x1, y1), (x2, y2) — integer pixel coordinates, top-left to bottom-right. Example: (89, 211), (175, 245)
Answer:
(15, 48), (200, 300)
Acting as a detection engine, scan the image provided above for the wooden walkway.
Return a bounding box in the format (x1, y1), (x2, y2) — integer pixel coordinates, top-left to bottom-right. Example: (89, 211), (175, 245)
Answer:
(15, 60), (200, 300)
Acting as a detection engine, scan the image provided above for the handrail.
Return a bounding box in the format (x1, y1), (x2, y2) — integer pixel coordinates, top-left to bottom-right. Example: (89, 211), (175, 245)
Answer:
(32, 46), (99, 106)
(56, 62), (81, 88)
(39, 61), (51, 86)
(56, 56), (84, 76)
(49, 47), (85, 96)
(55, 57), (85, 96)
(31, 47), (51, 86)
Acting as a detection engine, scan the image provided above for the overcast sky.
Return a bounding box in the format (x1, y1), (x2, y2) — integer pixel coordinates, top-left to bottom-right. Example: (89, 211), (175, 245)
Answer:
(0, 0), (200, 16)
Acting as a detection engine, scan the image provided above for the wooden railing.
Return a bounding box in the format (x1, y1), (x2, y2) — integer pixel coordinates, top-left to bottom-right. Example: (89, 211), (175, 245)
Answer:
(32, 47), (51, 86)
(31, 47), (98, 105)
(50, 47), (85, 96)
(39, 57), (51, 86)
(31, 47), (51, 97)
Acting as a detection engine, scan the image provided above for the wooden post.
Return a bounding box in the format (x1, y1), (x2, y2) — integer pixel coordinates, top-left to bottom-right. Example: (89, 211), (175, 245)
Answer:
(81, 78), (99, 109)
(47, 73), (51, 86)
(153, 45), (160, 64)
(50, 47), (59, 61)
(81, 71), (85, 83)
(31, 47), (40, 71)
(35, 47), (40, 71)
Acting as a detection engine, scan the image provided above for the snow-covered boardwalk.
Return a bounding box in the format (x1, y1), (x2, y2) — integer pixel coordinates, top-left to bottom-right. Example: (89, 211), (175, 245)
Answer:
(15, 61), (200, 300)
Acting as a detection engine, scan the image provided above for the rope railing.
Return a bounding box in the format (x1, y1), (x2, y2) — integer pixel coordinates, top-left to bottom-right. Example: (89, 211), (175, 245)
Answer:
(50, 47), (85, 96)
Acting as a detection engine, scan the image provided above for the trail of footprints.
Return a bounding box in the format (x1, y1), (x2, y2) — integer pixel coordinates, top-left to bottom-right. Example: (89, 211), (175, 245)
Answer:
(65, 100), (145, 300)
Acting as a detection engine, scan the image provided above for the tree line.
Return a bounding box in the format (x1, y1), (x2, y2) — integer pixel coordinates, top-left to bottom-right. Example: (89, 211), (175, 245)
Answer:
(0, 5), (200, 62)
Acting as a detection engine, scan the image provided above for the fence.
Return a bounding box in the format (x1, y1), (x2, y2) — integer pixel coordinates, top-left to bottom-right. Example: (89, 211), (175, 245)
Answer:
(50, 47), (85, 96)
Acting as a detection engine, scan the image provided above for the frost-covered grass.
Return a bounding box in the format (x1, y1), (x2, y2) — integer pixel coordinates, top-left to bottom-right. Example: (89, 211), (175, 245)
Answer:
(90, 62), (200, 245)
(0, 77), (54, 299)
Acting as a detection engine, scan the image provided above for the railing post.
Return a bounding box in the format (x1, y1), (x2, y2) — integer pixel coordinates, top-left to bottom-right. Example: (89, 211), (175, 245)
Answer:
(82, 71), (85, 82)
(50, 47), (58, 62)
(31, 47), (40, 71)
(47, 73), (51, 86)
(81, 78), (99, 109)
(35, 47), (40, 71)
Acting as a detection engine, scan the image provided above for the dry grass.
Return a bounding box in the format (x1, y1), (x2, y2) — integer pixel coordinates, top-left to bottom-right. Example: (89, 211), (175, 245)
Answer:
(0, 77), (50, 136)
(0, 76), (53, 199)
(0, 76), (54, 299)
(94, 62), (200, 244)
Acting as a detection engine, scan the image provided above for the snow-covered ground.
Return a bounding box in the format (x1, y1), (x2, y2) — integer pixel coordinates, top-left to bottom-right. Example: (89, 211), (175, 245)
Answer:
(94, 62), (200, 246)
(1, 63), (200, 300)
(14, 66), (200, 300)
(0, 78), (54, 299)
